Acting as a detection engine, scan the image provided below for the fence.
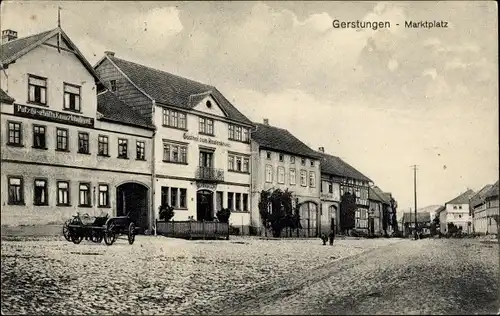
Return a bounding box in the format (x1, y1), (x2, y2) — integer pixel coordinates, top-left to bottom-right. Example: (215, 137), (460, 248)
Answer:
(156, 220), (229, 240)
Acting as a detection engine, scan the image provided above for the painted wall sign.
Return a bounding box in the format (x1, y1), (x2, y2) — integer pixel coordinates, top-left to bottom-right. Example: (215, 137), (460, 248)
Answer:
(183, 133), (230, 147)
(14, 104), (94, 128)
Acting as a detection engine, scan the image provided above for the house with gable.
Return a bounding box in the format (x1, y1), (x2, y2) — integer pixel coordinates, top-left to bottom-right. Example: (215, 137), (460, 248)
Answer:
(471, 181), (499, 235)
(1, 28), (155, 229)
(94, 52), (254, 233)
(439, 189), (476, 234)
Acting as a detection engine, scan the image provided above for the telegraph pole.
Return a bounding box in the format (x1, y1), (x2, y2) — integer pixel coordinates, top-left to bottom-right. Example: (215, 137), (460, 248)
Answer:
(412, 165), (418, 240)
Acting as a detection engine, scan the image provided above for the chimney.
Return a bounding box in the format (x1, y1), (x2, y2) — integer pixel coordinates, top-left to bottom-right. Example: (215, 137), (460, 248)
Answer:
(104, 51), (115, 57)
(318, 147), (325, 153)
(2, 29), (18, 43)
(263, 118), (269, 125)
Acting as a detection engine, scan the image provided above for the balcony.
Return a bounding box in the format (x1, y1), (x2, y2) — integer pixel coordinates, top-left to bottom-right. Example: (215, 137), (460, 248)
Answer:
(195, 166), (224, 182)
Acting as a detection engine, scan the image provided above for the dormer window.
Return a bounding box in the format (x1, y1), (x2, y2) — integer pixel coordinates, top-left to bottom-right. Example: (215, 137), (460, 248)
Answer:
(28, 74), (47, 105)
(63, 83), (81, 112)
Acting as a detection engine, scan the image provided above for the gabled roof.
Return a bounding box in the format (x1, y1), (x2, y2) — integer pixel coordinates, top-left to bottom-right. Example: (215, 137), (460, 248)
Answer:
(1, 28), (103, 86)
(251, 122), (320, 159)
(445, 189), (476, 205)
(369, 187), (384, 203)
(317, 151), (371, 182)
(98, 55), (252, 126)
(403, 212), (431, 224)
(0, 88), (14, 104)
(470, 184), (494, 207)
(97, 91), (154, 130)
(485, 181), (499, 199)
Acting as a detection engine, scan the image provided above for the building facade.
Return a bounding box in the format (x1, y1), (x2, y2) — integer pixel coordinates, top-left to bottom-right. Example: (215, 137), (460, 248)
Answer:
(439, 189), (476, 234)
(368, 187), (385, 236)
(250, 119), (321, 237)
(471, 181), (499, 235)
(94, 53), (254, 234)
(1, 28), (155, 229)
(316, 148), (372, 235)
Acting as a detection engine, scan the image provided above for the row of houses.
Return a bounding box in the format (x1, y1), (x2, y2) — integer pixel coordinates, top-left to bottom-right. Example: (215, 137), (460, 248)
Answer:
(0, 27), (398, 237)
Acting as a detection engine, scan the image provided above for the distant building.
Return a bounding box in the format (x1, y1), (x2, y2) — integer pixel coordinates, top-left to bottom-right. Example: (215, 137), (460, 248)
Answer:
(250, 119), (321, 237)
(402, 212), (431, 236)
(439, 189), (476, 234)
(471, 181), (499, 235)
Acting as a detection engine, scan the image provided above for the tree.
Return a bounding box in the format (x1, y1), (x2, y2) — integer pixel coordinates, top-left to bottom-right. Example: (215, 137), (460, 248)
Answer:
(390, 197), (399, 234)
(258, 188), (298, 237)
(340, 192), (356, 234)
(159, 204), (175, 221)
(216, 208), (231, 223)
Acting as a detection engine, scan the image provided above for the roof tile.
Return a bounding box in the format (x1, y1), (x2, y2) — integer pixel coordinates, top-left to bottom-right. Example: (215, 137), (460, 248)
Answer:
(0, 88), (14, 104)
(97, 91), (154, 129)
(445, 189), (476, 205)
(1, 29), (56, 63)
(318, 151), (371, 182)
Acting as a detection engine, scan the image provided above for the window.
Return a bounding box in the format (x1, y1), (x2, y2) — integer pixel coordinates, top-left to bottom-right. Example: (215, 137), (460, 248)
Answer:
(78, 132), (89, 154)
(136, 141), (145, 160)
(265, 165), (273, 183)
(228, 192), (234, 210)
(279, 154), (284, 162)
(162, 108), (187, 129)
(355, 209), (368, 228)
(63, 83), (81, 112)
(7, 122), (22, 146)
(243, 194), (248, 211)
(328, 183), (333, 193)
(98, 135), (109, 156)
(199, 151), (213, 168)
(289, 169), (296, 185)
(199, 117), (214, 135)
(33, 125), (46, 149)
(290, 156), (295, 164)
(228, 124), (249, 142)
(8, 177), (24, 205)
(266, 151), (272, 159)
(163, 142), (188, 163)
(453, 206), (457, 210)
(235, 193), (241, 210)
(216, 191), (223, 211)
(118, 139), (128, 158)
(310, 160), (315, 167)
(171, 187), (178, 207)
(277, 167), (285, 184)
(57, 181), (70, 206)
(179, 189), (187, 208)
(161, 186), (169, 206)
(34, 179), (48, 206)
(301, 158), (306, 166)
(28, 75), (47, 105)
(355, 188), (361, 198)
(98, 184), (109, 207)
(110, 80), (117, 92)
(300, 170), (307, 186)
(309, 172), (316, 187)
(56, 128), (68, 151)
(79, 183), (91, 206)
(458, 205), (462, 210)
(228, 154), (250, 172)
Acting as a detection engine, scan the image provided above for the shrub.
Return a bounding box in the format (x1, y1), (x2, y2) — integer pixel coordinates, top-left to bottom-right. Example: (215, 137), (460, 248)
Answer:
(159, 204), (175, 221)
(216, 208), (231, 223)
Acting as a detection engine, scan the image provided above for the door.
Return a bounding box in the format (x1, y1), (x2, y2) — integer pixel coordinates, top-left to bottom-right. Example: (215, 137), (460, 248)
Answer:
(197, 190), (214, 221)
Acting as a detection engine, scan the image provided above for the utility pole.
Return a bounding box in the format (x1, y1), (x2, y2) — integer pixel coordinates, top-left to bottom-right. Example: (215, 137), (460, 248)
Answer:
(412, 165), (418, 240)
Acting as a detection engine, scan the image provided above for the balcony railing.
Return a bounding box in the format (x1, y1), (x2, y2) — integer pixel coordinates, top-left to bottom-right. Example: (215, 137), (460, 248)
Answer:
(195, 166), (224, 182)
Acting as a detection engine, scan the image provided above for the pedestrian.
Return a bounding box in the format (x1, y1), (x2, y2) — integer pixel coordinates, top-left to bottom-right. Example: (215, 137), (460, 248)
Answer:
(320, 233), (328, 245)
(329, 229), (335, 245)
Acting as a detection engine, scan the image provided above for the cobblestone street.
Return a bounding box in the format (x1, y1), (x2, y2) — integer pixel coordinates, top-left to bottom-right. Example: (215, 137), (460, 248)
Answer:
(1, 236), (498, 315)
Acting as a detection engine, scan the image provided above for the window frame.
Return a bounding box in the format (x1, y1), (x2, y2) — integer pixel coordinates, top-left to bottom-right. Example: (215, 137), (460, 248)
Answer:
(56, 128), (69, 152)
(309, 171), (316, 188)
(179, 188), (187, 209)
(118, 138), (128, 159)
(32, 124), (47, 149)
(289, 168), (296, 185)
(7, 121), (23, 146)
(163, 141), (188, 164)
(162, 108), (187, 130)
(109, 80), (117, 92)
(265, 165), (273, 183)
(98, 183), (110, 208)
(7, 176), (24, 205)
(228, 124), (249, 143)
(136, 141), (146, 160)
(300, 170), (307, 187)
(277, 166), (285, 184)
(57, 181), (70, 206)
(199, 116), (215, 136)
(63, 82), (81, 113)
(279, 154), (284, 162)
(78, 131), (90, 154)
(33, 178), (49, 206)
(78, 183), (91, 207)
(27, 74), (47, 106)
(98, 135), (109, 156)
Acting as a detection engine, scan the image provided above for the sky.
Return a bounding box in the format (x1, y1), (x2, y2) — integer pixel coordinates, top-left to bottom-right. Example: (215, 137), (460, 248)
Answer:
(1, 1), (498, 211)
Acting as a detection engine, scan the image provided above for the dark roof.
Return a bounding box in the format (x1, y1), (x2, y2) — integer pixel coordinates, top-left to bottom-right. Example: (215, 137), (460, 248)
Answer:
(403, 212), (431, 224)
(368, 187), (384, 203)
(97, 91), (154, 129)
(0, 88), (14, 104)
(317, 151), (371, 182)
(251, 122), (320, 159)
(445, 189), (476, 205)
(1, 28), (104, 88)
(485, 181), (499, 199)
(470, 184), (494, 207)
(1, 29), (55, 63)
(105, 56), (252, 126)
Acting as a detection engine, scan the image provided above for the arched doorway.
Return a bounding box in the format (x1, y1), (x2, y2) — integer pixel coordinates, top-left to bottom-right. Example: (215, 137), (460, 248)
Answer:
(299, 202), (318, 237)
(197, 190), (214, 221)
(116, 182), (149, 233)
